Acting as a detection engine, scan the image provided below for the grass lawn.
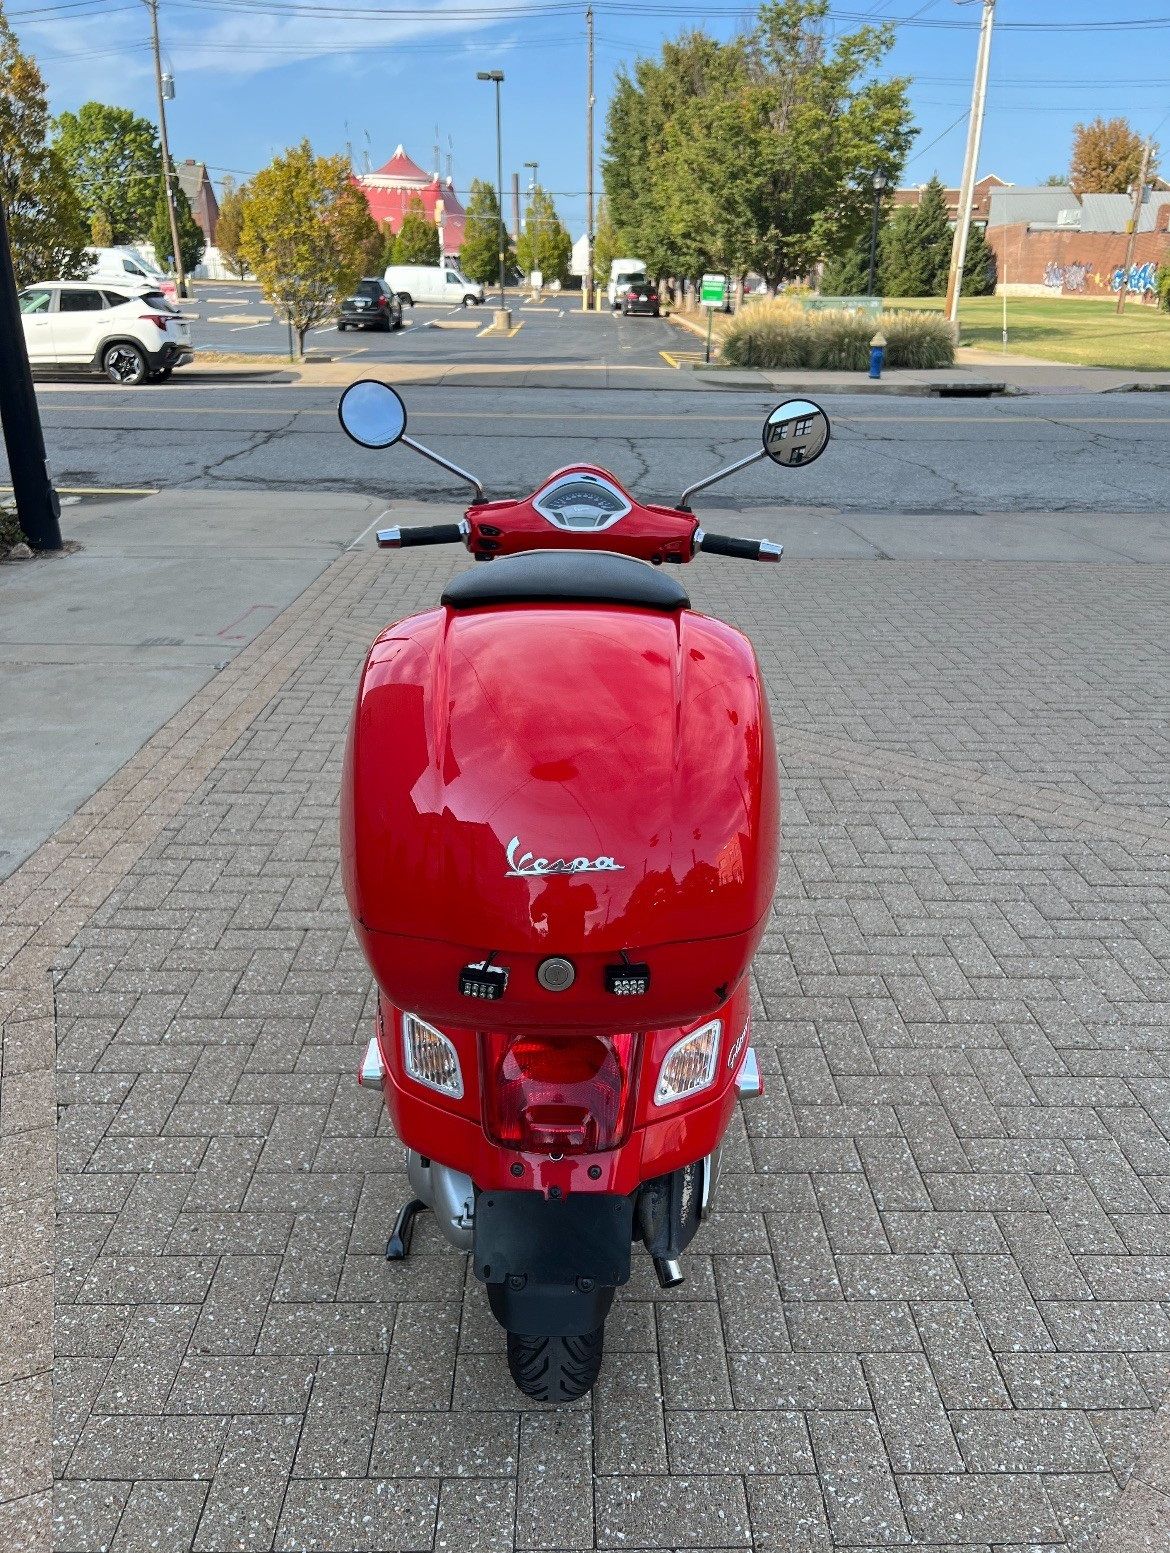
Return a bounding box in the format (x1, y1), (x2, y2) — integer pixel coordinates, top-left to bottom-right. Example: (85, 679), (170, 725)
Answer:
(887, 295), (1170, 371)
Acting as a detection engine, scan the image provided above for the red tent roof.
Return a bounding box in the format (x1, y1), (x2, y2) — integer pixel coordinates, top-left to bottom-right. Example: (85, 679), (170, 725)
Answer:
(355, 145), (467, 256)
(370, 144), (431, 185)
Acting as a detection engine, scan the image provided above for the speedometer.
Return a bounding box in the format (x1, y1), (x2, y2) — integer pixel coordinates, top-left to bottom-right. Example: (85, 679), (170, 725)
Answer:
(533, 473), (632, 531)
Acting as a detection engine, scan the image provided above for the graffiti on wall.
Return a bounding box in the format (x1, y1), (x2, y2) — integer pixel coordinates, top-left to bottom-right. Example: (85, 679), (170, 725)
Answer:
(1110, 261), (1158, 295)
(1043, 260), (1093, 293)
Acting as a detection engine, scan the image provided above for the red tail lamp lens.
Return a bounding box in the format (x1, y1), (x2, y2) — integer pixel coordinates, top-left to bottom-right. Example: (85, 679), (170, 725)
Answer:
(481, 1032), (637, 1154)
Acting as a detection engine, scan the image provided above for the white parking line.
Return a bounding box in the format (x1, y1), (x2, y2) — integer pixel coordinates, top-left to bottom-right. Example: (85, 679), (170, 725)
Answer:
(228, 321), (268, 332)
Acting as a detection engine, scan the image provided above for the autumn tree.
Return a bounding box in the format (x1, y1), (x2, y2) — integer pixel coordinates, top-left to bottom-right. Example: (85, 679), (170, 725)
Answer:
(393, 195), (439, 264)
(215, 176), (250, 277)
(1070, 117), (1157, 196)
(516, 186), (572, 284)
(150, 171), (205, 275)
(239, 140), (371, 356)
(0, 3), (87, 284)
(54, 100), (160, 241)
(460, 179), (512, 285)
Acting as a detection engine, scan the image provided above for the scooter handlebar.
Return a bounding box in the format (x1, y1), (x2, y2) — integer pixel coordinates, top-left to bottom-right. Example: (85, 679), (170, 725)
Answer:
(377, 523), (468, 549)
(695, 529), (783, 563)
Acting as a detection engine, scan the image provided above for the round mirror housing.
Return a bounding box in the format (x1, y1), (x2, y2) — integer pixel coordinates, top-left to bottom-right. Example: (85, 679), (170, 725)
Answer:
(338, 379), (408, 449)
(762, 399), (830, 468)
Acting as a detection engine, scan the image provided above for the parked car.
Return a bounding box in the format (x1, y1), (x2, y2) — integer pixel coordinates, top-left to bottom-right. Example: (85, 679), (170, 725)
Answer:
(18, 279), (193, 384)
(83, 245), (178, 302)
(338, 278), (403, 332)
(607, 258), (647, 310)
(384, 264), (484, 307)
(621, 278), (660, 317)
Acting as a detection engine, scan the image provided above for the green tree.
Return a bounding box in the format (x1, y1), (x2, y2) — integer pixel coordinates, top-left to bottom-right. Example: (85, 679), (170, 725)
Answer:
(516, 185), (572, 284)
(602, 1), (914, 288)
(743, 0), (914, 284)
(0, 3), (87, 284)
(393, 195), (439, 264)
(881, 177), (951, 297)
(149, 170), (205, 275)
(821, 231), (872, 295)
(331, 181), (383, 277)
(239, 139), (370, 356)
(1157, 263), (1170, 313)
(592, 198), (621, 283)
(460, 178), (511, 284)
(54, 100), (160, 241)
(215, 176), (250, 278)
(961, 221), (996, 296)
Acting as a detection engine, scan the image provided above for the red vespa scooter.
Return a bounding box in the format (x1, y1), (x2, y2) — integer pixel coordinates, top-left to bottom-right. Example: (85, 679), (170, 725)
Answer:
(338, 382), (830, 1401)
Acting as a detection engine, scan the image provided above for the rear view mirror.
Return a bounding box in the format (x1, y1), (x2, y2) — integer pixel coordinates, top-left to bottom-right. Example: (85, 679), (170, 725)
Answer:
(762, 399), (830, 468)
(339, 379), (407, 449)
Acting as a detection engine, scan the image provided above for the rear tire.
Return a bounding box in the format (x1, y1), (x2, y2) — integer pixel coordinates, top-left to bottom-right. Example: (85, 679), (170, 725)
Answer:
(506, 1327), (604, 1403)
(398, 292), (413, 307)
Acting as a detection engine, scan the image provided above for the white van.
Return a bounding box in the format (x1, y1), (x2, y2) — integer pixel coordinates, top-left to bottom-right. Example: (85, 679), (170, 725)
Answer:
(384, 264), (484, 307)
(83, 246), (178, 302)
(607, 257), (647, 311)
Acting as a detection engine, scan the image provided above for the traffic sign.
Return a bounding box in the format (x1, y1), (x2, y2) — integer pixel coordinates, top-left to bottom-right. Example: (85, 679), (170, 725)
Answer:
(699, 273), (726, 309)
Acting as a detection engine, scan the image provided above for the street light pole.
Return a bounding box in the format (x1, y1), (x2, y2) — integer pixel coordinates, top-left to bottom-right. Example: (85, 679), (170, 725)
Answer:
(477, 70), (507, 315)
(142, 0), (185, 297)
(867, 171), (887, 297)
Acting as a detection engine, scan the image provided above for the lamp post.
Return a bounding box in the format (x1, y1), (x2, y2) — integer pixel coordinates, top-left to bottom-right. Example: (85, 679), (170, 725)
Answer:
(867, 171), (888, 298)
(476, 69), (508, 324)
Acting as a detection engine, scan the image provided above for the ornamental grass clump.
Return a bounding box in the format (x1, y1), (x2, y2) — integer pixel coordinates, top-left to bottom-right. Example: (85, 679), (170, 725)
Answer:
(721, 298), (954, 371)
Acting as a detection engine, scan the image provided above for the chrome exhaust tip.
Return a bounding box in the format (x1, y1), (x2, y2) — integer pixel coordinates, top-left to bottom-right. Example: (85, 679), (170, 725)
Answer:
(653, 1256), (685, 1290)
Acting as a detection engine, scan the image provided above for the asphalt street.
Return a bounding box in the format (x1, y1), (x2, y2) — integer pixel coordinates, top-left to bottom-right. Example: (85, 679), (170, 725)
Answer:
(18, 377), (1170, 523)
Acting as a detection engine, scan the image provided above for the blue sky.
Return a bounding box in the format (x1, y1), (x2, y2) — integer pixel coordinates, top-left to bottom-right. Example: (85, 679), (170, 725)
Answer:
(14, 0), (1170, 242)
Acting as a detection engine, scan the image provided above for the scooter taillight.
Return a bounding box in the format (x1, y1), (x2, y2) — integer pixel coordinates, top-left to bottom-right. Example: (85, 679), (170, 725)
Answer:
(480, 1032), (638, 1154)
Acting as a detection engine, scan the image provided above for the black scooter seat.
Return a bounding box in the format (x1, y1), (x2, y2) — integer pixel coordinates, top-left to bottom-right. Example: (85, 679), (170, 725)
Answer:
(441, 550), (690, 612)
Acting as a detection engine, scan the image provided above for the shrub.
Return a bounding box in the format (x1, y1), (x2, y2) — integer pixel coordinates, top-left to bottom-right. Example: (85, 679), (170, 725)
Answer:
(720, 297), (954, 370)
(1157, 264), (1170, 313)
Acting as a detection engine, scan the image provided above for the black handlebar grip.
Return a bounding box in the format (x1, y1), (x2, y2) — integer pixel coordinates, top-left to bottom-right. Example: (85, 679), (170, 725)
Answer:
(377, 523), (466, 549)
(698, 531), (782, 562)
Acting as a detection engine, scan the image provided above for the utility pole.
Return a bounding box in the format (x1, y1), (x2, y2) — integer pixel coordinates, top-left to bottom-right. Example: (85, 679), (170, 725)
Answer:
(143, 0), (185, 297)
(585, 5), (595, 312)
(0, 192), (62, 550)
(1116, 139), (1152, 315)
(944, 0), (996, 325)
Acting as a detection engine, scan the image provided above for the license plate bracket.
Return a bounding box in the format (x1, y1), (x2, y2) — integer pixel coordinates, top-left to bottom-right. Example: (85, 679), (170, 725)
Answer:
(473, 1189), (633, 1287)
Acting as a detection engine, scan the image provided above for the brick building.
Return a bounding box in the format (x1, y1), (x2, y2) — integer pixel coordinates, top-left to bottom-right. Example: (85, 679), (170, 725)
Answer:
(986, 185), (1170, 299)
(892, 172), (1008, 227)
(176, 159), (220, 246)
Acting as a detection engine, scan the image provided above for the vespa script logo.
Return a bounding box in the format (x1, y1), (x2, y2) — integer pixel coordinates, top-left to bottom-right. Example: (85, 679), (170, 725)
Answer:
(505, 836), (624, 878)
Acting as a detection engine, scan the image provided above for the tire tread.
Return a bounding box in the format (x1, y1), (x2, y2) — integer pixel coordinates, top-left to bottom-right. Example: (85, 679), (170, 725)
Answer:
(506, 1327), (604, 1403)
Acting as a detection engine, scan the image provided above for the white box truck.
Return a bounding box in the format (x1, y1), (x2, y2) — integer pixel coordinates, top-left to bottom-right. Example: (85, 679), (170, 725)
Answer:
(607, 258), (647, 311)
(384, 264), (484, 307)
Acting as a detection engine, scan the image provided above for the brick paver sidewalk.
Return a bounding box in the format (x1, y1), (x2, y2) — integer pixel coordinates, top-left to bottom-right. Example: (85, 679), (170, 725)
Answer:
(2, 543), (1168, 1551)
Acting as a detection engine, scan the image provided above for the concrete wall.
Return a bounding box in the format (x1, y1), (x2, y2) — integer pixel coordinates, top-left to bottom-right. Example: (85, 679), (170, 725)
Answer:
(988, 221), (1169, 299)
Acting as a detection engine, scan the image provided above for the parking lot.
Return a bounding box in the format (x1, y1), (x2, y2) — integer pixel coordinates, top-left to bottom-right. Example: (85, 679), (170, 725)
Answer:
(184, 282), (680, 369)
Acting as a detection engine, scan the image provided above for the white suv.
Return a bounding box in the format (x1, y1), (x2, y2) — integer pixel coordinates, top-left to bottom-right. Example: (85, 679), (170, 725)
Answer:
(18, 279), (193, 385)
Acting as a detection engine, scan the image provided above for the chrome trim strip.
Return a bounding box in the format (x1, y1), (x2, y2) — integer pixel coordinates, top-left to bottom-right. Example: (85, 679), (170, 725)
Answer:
(358, 1035), (385, 1088)
(736, 1047), (763, 1098)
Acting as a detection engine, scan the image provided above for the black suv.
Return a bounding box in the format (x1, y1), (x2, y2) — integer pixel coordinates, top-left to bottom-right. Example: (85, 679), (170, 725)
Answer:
(338, 278), (403, 332)
(621, 279), (660, 317)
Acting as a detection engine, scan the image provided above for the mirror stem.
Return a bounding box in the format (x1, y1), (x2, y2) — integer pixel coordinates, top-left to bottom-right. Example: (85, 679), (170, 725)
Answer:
(401, 435), (485, 503)
(678, 447), (765, 511)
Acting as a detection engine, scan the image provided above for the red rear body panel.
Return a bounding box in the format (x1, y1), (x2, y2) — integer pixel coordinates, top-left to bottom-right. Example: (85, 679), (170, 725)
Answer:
(342, 600), (778, 1033)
